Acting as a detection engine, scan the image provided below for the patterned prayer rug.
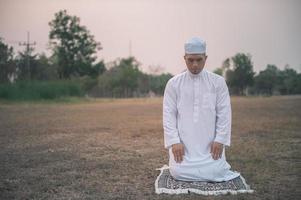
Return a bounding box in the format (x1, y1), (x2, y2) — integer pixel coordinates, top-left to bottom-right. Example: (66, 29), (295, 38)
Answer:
(155, 165), (254, 195)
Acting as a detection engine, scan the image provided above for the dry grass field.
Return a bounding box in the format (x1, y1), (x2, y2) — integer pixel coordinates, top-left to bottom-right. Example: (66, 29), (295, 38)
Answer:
(0, 96), (300, 200)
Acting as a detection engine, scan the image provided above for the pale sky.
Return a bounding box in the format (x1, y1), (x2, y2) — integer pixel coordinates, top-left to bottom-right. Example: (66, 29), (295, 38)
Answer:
(0, 0), (300, 75)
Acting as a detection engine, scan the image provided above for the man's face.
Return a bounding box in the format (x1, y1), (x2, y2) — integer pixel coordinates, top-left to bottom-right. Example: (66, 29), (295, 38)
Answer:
(184, 53), (207, 74)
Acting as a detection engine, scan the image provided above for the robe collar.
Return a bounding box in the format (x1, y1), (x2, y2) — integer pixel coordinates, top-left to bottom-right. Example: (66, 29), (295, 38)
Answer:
(187, 69), (205, 79)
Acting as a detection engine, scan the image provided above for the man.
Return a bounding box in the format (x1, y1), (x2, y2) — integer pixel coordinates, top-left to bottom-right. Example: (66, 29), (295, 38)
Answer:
(162, 37), (240, 182)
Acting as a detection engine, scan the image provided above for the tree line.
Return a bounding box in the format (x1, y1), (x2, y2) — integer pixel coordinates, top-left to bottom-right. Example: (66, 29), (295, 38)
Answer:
(0, 10), (172, 99)
(214, 53), (301, 95)
(0, 10), (300, 100)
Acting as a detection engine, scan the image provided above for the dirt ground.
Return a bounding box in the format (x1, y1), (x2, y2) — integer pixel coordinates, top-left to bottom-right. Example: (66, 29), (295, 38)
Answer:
(0, 96), (300, 200)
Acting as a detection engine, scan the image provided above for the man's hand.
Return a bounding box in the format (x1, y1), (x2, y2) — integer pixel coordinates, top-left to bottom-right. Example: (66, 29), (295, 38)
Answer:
(172, 143), (185, 163)
(210, 141), (224, 160)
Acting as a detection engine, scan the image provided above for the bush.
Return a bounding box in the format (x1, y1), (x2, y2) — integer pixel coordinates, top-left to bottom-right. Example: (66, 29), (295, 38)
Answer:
(0, 80), (85, 101)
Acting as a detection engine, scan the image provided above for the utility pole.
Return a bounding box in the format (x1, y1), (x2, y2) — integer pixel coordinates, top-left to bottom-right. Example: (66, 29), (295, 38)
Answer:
(129, 39), (132, 57)
(19, 31), (36, 80)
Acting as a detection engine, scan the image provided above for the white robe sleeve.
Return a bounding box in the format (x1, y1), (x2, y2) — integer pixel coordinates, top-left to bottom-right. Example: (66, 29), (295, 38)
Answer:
(163, 79), (180, 149)
(214, 77), (232, 147)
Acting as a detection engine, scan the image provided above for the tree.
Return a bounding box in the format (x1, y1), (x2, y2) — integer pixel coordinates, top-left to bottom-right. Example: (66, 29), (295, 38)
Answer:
(89, 60), (106, 78)
(222, 58), (230, 70)
(112, 57), (140, 97)
(213, 67), (223, 76)
(49, 10), (102, 79)
(34, 53), (59, 80)
(225, 53), (255, 95)
(89, 56), (173, 98)
(0, 38), (17, 83)
(94, 57), (141, 97)
(278, 66), (300, 95)
(148, 73), (173, 95)
(15, 45), (38, 80)
(254, 64), (280, 95)
(214, 58), (231, 77)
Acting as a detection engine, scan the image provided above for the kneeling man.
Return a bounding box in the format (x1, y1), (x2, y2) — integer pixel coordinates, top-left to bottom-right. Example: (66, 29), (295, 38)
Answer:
(163, 37), (240, 182)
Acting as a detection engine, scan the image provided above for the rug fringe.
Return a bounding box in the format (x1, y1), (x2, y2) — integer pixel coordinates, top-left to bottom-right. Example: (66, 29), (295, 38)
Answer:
(155, 165), (254, 195)
(155, 165), (167, 194)
(239, 171), (253, 191)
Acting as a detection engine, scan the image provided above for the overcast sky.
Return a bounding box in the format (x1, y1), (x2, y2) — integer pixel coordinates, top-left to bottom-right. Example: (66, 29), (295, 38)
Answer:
(0, 0), (300, 75)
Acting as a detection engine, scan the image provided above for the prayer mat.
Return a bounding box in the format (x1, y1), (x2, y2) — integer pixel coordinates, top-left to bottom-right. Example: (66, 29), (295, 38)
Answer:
(155, 165), (254, 195)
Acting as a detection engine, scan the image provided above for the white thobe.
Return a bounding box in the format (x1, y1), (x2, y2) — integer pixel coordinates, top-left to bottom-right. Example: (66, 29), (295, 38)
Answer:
(163, 69), (240, 182)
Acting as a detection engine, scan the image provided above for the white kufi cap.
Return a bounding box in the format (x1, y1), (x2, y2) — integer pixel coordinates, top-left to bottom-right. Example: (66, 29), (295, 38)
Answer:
(184, 37), (206, 54)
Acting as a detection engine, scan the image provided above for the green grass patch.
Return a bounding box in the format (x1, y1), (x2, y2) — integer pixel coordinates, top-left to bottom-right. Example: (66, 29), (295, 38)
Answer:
(0, 80), (85, 101)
